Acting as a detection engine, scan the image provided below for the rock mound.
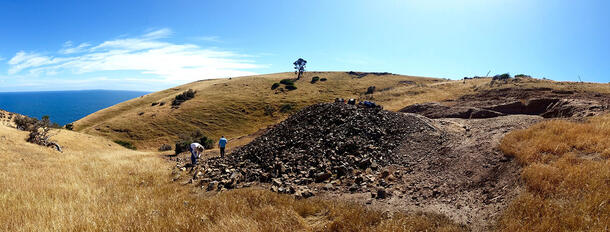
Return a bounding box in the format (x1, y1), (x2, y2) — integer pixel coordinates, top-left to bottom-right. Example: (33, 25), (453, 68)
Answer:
(194, 103), (448, 194)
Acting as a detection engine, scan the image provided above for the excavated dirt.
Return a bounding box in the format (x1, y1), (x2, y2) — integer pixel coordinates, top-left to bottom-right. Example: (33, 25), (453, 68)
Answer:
(401, 87), (610, 119)
(169, 102), (546, 231)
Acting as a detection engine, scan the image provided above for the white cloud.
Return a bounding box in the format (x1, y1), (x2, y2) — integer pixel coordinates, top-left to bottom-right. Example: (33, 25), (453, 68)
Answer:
(6, 28), (263, 84)
(192, 36), (222, 43)
(60, 41), (92, 54)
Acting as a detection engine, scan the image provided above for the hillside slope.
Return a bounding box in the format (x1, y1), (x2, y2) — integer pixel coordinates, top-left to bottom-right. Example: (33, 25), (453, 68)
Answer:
(73, 72), (484, 149)
(73, 71), (610, 150)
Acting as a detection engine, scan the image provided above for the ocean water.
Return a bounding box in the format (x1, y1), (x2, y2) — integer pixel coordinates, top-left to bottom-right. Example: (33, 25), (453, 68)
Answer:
(0, 90), (150, 125)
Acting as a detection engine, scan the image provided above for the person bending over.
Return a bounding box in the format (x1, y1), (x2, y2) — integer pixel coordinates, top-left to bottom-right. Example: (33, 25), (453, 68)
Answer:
(189, 142), (204, 165)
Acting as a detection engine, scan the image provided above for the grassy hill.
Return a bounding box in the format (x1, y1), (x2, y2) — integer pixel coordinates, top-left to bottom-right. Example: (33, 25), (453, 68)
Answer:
(72, 72), (485, 150)
(73, 71), (610, 150)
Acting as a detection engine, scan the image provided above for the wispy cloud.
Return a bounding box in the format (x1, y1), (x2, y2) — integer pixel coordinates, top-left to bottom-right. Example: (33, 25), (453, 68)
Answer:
(6, 28), (262, 85)
(192, 36), (222, 43)
(60, 41), (92, 54)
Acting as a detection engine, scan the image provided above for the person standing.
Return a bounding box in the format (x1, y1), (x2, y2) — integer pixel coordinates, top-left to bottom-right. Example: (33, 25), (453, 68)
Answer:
(189, 142), (204, 165)
(218, 136), (228, 158)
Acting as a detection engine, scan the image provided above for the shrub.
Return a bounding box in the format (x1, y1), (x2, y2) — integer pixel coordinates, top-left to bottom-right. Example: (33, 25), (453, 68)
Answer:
(515, 74), (531, 78)
(320, 78), (327, 82)
(493, 73), (512, 80)
(65, 123), (74, 130)
(264, 105), (276, 117)
(285, 85), (297, 91)
(14, 115), (38, 131)
(279, 104), (293, 113)
(310, 76), (320, 84)
(158, 144), (172, 151)
(280, 79), (295, 85)
(114, 140), (136, 150)
(172, 89), (197, 106)
(366, 86), (376, 94)
(151, 102), (159, 106)
(175, 131), (214, 155)
(271, 83), (280, 90)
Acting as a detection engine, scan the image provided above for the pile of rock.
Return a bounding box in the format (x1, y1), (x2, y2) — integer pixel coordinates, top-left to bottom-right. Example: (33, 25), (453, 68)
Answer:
(190, 103), (448, 197)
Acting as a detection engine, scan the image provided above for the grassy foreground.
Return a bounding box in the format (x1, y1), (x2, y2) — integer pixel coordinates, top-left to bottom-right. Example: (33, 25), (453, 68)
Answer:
(498, 114), (610, 231)
(0, 125), (465, 231)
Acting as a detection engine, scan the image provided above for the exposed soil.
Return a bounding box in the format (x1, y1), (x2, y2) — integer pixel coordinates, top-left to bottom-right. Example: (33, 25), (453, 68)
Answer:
(401, 87), (610, 119)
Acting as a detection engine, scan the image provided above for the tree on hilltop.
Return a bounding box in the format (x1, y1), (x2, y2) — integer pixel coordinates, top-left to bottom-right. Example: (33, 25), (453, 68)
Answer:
(293, 58), (307, 80)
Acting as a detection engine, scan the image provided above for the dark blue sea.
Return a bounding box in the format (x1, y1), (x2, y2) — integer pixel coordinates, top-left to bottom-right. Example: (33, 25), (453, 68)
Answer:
(0, 90), (150, 125)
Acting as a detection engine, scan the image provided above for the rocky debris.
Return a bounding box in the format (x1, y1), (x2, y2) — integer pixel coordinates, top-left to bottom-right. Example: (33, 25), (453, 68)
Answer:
(189, 103), (448, 196)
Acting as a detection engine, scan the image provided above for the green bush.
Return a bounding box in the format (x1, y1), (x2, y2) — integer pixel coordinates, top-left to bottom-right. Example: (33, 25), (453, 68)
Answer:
(114, 140), (136, 150)
(271, 83), (280, 90)
(311, 76), (320, 84)
(279, 104), (294, 113)
(65, 123), (74, 130)
(320, 78), (327, 82)
(515, 74), (531, 78)
(172, 89), (197, 106)
(174, 131), (214, 155)
(285, 85), (297, 90)
(158, 144), (172, 151)
(280, 79), (295, 85)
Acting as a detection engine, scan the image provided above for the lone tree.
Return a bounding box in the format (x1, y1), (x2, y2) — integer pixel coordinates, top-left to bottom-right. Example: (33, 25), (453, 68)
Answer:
(293, 58), (307, 79)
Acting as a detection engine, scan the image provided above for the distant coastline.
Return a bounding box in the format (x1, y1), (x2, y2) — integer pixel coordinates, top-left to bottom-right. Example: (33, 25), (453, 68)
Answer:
(0, 90), (150, 125)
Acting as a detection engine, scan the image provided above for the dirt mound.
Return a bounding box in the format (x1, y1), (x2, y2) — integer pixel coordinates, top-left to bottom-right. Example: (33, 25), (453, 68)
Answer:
(401, 88), (609, 119)
(191, 103), (448, 194)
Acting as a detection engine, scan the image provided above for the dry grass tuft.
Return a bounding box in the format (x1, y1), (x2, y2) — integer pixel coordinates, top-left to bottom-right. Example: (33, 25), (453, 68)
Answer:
(0, 125), (465, 231)
(498, 114), (610, 231)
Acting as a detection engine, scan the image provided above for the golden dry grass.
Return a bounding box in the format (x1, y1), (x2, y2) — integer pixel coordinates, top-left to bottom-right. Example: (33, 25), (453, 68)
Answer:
(72, 72), (492, 150)
(497, 114), (610, 231)
(0, 125), (465, 231)
(72, 72), (609, 151)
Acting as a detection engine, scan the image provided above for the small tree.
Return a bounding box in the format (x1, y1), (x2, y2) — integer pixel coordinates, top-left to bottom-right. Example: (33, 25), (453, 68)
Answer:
(293, 58), (307, 80)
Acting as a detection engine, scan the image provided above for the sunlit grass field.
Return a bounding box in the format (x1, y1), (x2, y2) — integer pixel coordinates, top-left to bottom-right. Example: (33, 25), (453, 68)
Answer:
(498, 114), (610, 231)
(0, 125), (465, 231)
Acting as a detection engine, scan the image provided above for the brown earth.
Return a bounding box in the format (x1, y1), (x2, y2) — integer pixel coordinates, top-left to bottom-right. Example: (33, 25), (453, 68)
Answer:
(401, 87), (610, 119)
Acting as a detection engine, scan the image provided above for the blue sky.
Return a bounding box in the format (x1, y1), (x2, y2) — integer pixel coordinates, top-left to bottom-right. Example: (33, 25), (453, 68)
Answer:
(0, 0), (608, 91)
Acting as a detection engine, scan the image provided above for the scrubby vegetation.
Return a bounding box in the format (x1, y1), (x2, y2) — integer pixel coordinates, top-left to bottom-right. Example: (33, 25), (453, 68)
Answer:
(366, 86), (376, 94)
(514, 74), (531, 78)
(498, 114), (610, 231)
(158, 144), (172, 151)
(280, 79), (295, 85)
(311, 76), (320, 84)
(14, 115), (62, 151)
(320, 77), (327, 81)
(174, 131), (215, 155)
(172, 89), (197, 107)
(114, 140), (136, 150)
(271, 83), (280, 90)
(279, 103), (294, 113)
(284, 84), (297, 90)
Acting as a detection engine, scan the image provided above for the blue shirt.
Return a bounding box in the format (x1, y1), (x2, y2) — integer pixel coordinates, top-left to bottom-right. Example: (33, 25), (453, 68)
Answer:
(218, 138), (227, 148)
